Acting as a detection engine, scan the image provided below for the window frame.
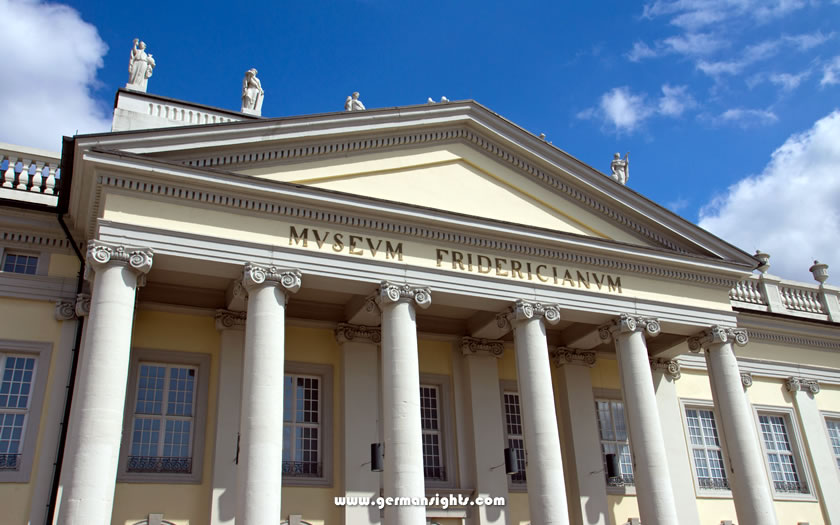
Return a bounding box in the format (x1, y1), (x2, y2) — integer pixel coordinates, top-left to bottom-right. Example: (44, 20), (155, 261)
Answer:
(679, 398), (732, 498)
(0, 340), (51, 483)
(753, 405), (816, 501)
(419, 373), (455, 489)
(0, 246), (48, 277)
(593, 388), (636, 496)
(823, 411), (840, 473)
(118, 348), (210, 483)
(282, 361), (334, 488)
(499, 379), (527, 492)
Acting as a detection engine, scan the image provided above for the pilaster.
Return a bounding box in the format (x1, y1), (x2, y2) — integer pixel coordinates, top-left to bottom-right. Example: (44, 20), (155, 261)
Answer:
(338, 323), (382, 525)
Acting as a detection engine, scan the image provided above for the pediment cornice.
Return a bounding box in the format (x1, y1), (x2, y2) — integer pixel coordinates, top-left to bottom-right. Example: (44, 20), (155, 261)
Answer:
(76, 149), (750, 289)
(70, 101), (758, 268)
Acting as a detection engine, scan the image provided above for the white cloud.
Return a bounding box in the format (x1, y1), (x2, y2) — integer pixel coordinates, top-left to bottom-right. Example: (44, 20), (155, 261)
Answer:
(768, 71), (810, 91)
(822, 56), (840, 86)
(0, 0), (110, 151)
(627, 41), (660, 62)
(696, 39), (782, 76)
(643, 0), (807, 29)
(716, 107), (778, 127)
(699, 110), (840, 283)
(658, 84), (696, 116)
(600, 87), (654, 132)
(662, 32), (727, 56)
(784, 30), (835, 51)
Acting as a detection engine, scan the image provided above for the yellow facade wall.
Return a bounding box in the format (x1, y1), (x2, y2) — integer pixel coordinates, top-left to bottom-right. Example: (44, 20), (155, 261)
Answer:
(0, 298), (69, 524)
(607, 494), (640, 525)
(47, 253), (80, 278)
(508, 492), (530, 525)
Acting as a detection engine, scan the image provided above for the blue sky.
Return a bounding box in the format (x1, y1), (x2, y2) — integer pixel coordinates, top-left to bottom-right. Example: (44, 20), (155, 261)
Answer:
(2, 0), (839, 283)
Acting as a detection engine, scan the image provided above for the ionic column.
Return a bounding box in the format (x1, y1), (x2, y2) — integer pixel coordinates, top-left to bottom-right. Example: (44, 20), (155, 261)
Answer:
(506, 300), (569, 525)
(337, 323), (383, 525)
(57, 241), (153, 525)
(236, 264), (301, 525)
(210, 310), (246, 525)
(688, 327), (778, 525)
(461, 337), (510, 525)
(377, 281), (431, 525)
(601, 314), (678, 525)
(785, 377), (840, 523)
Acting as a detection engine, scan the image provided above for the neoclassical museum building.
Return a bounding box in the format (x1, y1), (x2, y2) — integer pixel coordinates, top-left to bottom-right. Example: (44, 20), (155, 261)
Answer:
(1, 68), (839, 525)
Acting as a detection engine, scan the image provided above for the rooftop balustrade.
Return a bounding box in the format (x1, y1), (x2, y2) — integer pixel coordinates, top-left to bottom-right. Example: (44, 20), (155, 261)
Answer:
(0, 143), (61, 207)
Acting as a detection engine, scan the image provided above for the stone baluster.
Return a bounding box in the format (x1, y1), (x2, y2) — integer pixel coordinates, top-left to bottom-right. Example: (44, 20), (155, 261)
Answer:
(30, 160), (44, 192)
(57, 242), (153, 525)
(688, 327), (778, 525)
(44, 163), (57, 194)
(15, 158), (30, 191)
(2, 156), (15, 188)
(236, 264), (301, 525)
(377, 281), (431, 525)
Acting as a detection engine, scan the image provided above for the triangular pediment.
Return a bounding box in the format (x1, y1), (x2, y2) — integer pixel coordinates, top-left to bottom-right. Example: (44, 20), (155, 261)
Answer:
(68, 99), (758, 268)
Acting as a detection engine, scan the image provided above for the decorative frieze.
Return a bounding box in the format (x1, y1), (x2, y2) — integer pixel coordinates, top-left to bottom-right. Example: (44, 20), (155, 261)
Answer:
(460, 337), (504, 358)
(241, 263), (302, 294)
(335, 323), (381, 344)
(376, 281), (432, 309)
(504, 300), (561, 325)
(599, 314), (660, 341)
(75, 293), (90, 317)
(85, 241), (154, 284)
(687, 326), (748, 352)
(55, 301), (76, 321)
(215, 309), (246, 331)
(785, 376), (820, 394)
(650, 358), (681, 380)
(552, 348), (596, 367)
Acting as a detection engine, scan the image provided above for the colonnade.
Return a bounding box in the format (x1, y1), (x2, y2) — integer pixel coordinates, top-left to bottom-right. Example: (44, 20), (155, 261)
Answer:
(54, 241), (791, 525)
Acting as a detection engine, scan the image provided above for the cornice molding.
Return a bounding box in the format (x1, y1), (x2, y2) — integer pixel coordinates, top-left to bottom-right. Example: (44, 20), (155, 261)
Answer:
(1, 231), (70, 250)
(461, 337), (504, 358)
(91, 170), (743, 290)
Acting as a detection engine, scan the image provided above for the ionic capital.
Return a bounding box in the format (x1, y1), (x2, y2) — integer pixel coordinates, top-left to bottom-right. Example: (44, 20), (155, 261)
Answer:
(741, 373), (753, 389)
(75, 293), (91, 317)
(55, 301), (76, 321)
(376, 281), (432, 309)
(215, 309), (246, 331)
(84, 240), (153, 284)
(504, 300), (561, 326)
(650, 358), (681, 380)
(461, 337), (504, 358)
(785, 376), (820, 394)
(552, 347), (596, 368)
(335, 323), (381, 344)
(599, 314), (660, 341)
(241, 264), (302, 295)
(687, 326), (748, 352)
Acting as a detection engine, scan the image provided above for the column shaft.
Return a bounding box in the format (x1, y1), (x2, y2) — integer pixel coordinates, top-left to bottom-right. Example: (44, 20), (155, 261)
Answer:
(698, 330), (778, 525)
(236, 265), (300, 525)
(611, 318), (679, 525)
(510, 302), (569, 525)
(57, 243), (152, 525)
(381, 298), (425, 525)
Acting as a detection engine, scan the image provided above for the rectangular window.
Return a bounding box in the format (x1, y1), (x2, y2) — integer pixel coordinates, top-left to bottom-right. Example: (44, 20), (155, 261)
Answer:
(2, 253), (38, 275)
(127, 363), (196, 474)
(759, 414), (808, 494)
(503, 391), (526, 484)
(827, 418), (840, 471)
(0, 355), (37, 471)
(685, 408), (729, 490)
(420, 384), (444, 481)
(595, 398), (634, 486)
(283, 373), (321, 477)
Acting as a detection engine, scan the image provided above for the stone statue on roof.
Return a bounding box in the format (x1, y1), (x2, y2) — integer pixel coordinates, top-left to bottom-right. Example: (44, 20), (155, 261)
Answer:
(127, 39), (155, 92)
(610, 152), (629, 185)
(345, 92), (366, 111)
(241, 68), (264, 116)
